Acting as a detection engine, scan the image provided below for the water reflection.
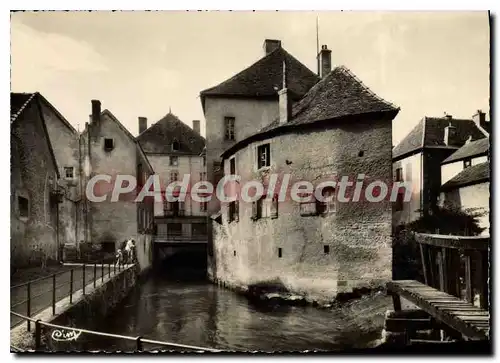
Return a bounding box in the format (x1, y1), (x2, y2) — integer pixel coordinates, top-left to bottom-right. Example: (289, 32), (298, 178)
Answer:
(73, 274), (391, 352)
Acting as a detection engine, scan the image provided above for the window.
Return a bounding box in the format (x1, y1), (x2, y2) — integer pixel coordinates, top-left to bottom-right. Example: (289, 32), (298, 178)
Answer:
(104, 138), (114, 151)
(316, 187), (336, 214)
(200, 201), (208, 212)
(192, 223), (207, 236)
(203, 156), (206, 167)
(300, 200), (317, 216)
(18, 196), (29, 218)
(395, 167), (403, 182)
(170, 171), (178, 182)
(278, 248), (282, 258)
(324, 245), (330, 254)
(230, 157), (236, 175)
(172, 139), (180, 151)
(252, 197), (278, 220)
(167, 223), (182, 236)
(224, 117), (235, 141)
(228, 200), (239, 223)
(64, 167), (74, 179)
(199, 172), (207, 181)
(257, 144), (271, 169)
(170, 156), (179, 166)
(394, 192), (404, 212)
(464, 159), (472, 168)
(234, 250), (236, 256)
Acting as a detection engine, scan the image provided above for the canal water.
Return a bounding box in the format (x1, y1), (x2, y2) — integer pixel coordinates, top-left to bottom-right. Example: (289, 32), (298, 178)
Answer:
(69, 272), (393, 352)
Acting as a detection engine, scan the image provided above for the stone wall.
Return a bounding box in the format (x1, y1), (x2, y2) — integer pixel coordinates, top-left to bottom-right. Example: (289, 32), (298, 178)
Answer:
(11, 100), (59, 268)
(212, 116), (393, 303)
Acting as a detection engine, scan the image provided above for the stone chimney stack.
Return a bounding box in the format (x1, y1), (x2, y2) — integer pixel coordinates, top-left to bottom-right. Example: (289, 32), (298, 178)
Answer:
(317, 44), (332, 78)
(278, 61), (292, 124)
(138, 117), (147, 134)
(91, 100), (101, 124)
(444, 120), (458, 146)
(192, 120), (200, 134)
(472, 110), (489, 134)
(263, 39), (281, 56)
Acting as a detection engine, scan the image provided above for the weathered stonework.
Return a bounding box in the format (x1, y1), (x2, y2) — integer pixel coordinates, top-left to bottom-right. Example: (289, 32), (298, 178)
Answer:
(11, 99), (59, 267)
(213, 117), (393, 303)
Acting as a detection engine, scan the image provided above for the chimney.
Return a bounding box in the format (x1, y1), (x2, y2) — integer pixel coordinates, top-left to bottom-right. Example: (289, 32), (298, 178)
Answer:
(472, 110), (489, 134)
(91, 100), (101, 124)
(138, 117), (147, 134)
(444, 122), (458, 146)
(317, 44), (332, 78)
(192, 120), (200, 134)
(278, 61), (291, 124)
(263, 39), (281, 55)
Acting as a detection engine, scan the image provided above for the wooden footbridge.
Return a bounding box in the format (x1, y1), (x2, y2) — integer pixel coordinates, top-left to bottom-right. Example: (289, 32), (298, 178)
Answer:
(385, 233), (490, 345)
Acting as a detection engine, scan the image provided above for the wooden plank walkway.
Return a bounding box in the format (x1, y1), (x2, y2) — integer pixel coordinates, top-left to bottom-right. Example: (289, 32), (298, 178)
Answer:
(387, 280), (490, 341)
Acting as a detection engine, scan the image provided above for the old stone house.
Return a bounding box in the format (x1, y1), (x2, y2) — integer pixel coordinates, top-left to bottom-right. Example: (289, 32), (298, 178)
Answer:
(440, 135), (490, 235)
(11, 93), (62, 267)
(137, 113), (207, 244)
(79, 100), (154, 267)
(200, 39), (321, 265)
(392, 112), (488, 227)
(210, 44), (399, 302)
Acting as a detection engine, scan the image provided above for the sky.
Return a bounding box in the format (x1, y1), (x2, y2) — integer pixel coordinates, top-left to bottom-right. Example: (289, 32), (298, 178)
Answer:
(10, 11), (490, 145)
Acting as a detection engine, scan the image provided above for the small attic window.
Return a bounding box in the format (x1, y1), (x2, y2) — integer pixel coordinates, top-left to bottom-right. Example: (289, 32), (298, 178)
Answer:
(172, 139), (180, 152)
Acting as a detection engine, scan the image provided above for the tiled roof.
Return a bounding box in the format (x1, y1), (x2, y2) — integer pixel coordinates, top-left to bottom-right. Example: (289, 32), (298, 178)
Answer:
(137, 112), (205, 155)
(221, 65), (399, 158)
(442, 161), (490, 190)
(393, 117), (487, 160)
(11, 93), (37, 123)
(200, 46), (320, 105)
(442, 137), (490, 165)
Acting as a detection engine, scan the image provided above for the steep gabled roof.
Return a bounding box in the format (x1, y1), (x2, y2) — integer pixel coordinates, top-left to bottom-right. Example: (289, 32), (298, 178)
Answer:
(137, 112), (205, 155)
(11, 93), (36, 123)
(393, 117), (487, 161)
(101, 109), (154, 173)
(200, 46), (320, 108)
(442, 137), (490, 165)
(11, 92), (78, 134)
(221, 65), (399, 159)
(442, 161), (490, 190)
(11, 92), (60, 178)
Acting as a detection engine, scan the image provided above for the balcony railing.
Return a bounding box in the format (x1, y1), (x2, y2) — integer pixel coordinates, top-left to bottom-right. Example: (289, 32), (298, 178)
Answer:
(154, 234), (207, 243)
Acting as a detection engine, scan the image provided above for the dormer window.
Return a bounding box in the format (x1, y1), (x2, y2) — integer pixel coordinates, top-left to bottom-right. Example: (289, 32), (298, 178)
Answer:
(172, 139), (180, 152)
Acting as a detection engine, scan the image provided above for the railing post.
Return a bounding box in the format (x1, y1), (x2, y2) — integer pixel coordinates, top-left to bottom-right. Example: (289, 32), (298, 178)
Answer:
(93, 263), (97, 288)
(114, 262), (116, 275)
(27, 282), (31, 331)
(108, 263), (111, 278)
(101, 261), (104, 282)
(52, 274), (56, 315)
(464, 252), (474, 303)
(82, 264), (86, 296)
(35, 319), (42, 350)
(69, 269), (74, 304)
(136, 336), (143, 351)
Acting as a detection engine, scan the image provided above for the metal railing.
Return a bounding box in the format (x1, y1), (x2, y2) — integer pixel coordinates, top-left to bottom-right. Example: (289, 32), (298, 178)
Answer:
(10, 312), (220, 352)
(10, 262), (133, 330)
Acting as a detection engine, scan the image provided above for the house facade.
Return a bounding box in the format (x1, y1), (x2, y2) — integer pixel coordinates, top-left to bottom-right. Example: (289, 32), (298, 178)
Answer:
(440, 135), (490, 235)
(392, 113), (488, 227)
(137, 113), (207, 244)
(79, 100), (154, 268)
(211, 53), (399, 302)
(200, 39), (321, 263)
(11, 93), (62, 267)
